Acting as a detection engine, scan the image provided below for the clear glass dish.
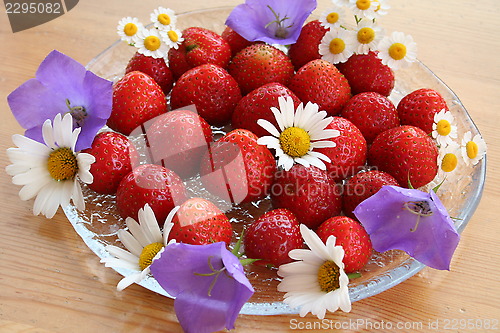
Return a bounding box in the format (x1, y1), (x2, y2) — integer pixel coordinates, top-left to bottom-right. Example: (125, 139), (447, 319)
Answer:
(64, 7), (486, 316)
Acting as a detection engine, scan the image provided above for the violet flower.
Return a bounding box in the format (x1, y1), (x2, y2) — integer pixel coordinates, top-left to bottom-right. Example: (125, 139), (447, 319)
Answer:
(8, 50), (113, 151)
(150, 242), (254, 333)
(225, 0), (317, 45)
(353, 185), (460, 270)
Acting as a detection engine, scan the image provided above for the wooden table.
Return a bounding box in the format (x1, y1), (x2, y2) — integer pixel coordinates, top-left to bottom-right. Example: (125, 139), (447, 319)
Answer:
(1, 0), (498, 332)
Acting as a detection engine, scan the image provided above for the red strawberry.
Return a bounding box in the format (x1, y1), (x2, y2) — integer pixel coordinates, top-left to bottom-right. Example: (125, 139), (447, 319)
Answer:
(397, 88), (449, 134)
(200, 129), (276, 205)
(82, 131), (136, 194)
(221, 26), (254, 57)
(145, 109), (213, 179)
(368, 125), (439, 188)
(125, 51), (175, 95)
(288, 20), (328, 71)
(336, 51), (395, 97)
(244, 208), (303, 266)
(288, 59), (351, 116)
(342, 170), (399, 219)
(271, 164), (342, 229)
(316, 216), (373, 273)
(116, 164), (187, 225)
(228, 44), (294, 95)
(315, 117), (367, 183)
(168, 27), (232, 79)
(231, 82), (302, 138)
(170, 64), (242, 126)
(107, 71), (167, 136)
(340, 92), (400, 144)
(169, 197), (232, 245)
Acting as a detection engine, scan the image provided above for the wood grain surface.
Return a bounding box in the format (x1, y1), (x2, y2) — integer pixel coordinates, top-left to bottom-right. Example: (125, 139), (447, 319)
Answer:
(0, 0), (498, 332)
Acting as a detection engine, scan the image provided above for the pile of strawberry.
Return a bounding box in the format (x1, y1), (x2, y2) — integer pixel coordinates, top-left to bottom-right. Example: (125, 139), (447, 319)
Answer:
(84, 22), (448, 275)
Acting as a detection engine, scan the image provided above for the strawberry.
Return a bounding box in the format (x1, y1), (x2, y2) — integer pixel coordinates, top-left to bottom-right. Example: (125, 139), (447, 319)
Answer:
(168, 27), (232, 79)
(271, 164), (342, 229)
(228, 44), (294, 95)
(145, 109), (213, 179)
(170, 64), (242, 126)
(116, 164), (187, 226)
(340, 92), (400, 144)
(168, 197), (232, 245)
(125, 51), (175, 95)
(82, 131), (136, 195)
(316, 216), (373, 273)
(342, 170), (399, 219)
(315, 117), (367, 183)
(200, 129), (276, 205)
(288, 59), (351, 116)
(397, 88), (449, 134)
(107, 71), (167, 136)
(368, 125), (439, 188)
(288, 20), (328, 71)
(221, 26), (254, 57)
(231, 82), (302, 138)
(336, 51), (395, 97)
(244, 208), (303, 266)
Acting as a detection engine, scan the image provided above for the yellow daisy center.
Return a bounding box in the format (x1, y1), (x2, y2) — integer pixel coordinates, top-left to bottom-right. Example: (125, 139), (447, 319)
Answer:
(317, 261), (341, 292)
(144, 36), (161, 51)
(356, 0), (372, 10)
(389, 42), (407, 60)
(167, 30), (179, 43)
(123, 23), (138, 37)
(329, 38), (346, 55)
(436, 119), (452, 136)
(357, 27), (375, 44)
(138, 242), (164, 270)
(441, 153), (458, 172)
(279, 127), (311, 158)
(326, 12), (340, 24)
(47, 147), (78, 181)
(466, 141), (479, 159)
(157, 13), (171, 26)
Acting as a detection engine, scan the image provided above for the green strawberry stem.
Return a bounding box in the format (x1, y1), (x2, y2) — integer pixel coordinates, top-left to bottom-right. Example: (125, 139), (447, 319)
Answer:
(347, 272), (362, 279)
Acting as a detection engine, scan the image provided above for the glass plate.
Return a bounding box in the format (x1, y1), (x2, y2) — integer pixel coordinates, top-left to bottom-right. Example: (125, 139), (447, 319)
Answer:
(64, 7), (486, 316)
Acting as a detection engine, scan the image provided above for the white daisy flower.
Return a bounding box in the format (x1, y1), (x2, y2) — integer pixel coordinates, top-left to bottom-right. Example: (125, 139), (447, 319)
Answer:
(332, 0), (352, 8)
(460, 131), (487, 166)
(6, 113), (94, 219)
(319, 28), (357, 64)
(257, 96), (340, 171)
(278, 225), (351, 319)
(150, 7), (177, 30)
(353, 19), (384, 55)
(319, 6), (346, 30)
(432, 109), (458, 147)
(135, 28), (171, 59)
(101, 204), (179, 291)
(349, 0), (379, 20)
(117, 17), (143, 45)
(372, 0), (390, 16)
(377, 31), (417, 70)
(438, 141), (460, 173)
(159, 28), (184, 49)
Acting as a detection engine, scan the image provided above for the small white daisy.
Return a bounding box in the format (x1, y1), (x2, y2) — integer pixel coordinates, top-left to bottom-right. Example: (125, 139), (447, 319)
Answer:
(349, 0), (379, 20)
(353, 19), (384, 55)
(377, 31), (417, 70)
(432, 109), (458, 147)
(135, 28), (171, 59)
(150, 7), (177, 30)
(101, 204), (179, 291)
(278, 225), (351, 319)
(372, 0), (390, 17)
(319, 6), (346, 30)
(438, 141), (460, 173)
(460, 131), (487, 166)
(117, 17), (143, 45)
(257, 96), (340, 171)
(319, 28), (357, 64)
(159, 28), (184, 49)
(332, 0), (352, 8)
(5, 113), (95, 218)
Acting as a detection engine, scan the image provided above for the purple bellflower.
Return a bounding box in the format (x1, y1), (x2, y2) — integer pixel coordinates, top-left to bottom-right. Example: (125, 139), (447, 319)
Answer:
(8, 50), (113, 151)
(225, 0), (317, 45)
(150, 242), (254, 333)
(354, 185), (460, 270)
